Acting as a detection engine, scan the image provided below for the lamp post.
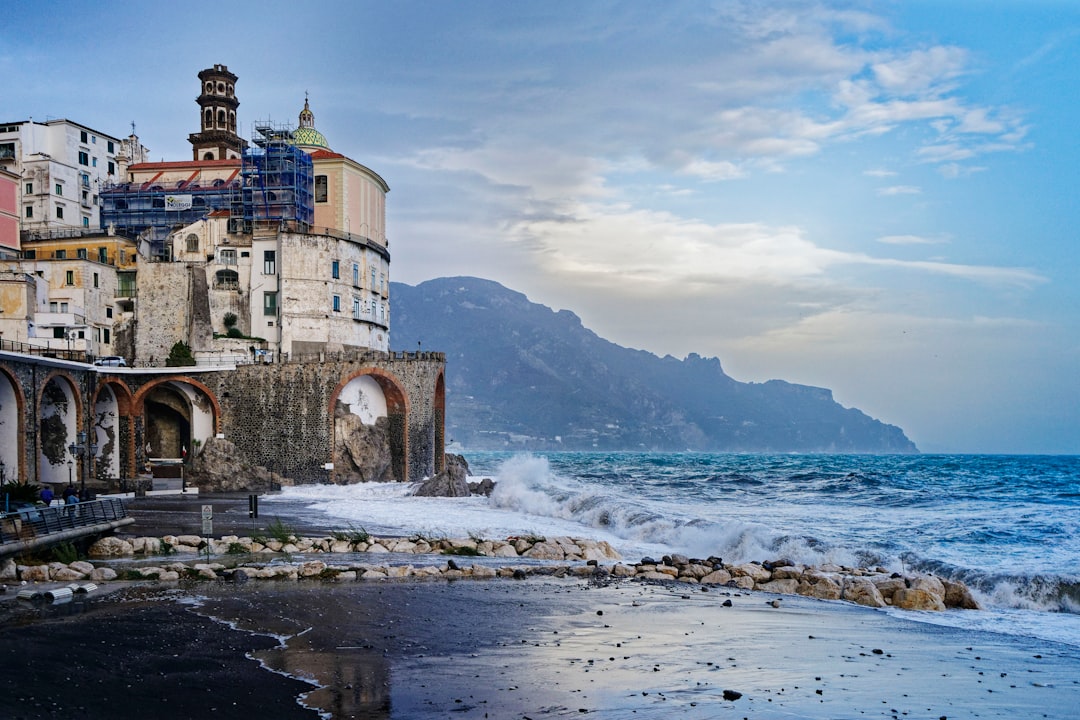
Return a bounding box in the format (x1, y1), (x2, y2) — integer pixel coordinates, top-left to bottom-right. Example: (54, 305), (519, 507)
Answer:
(67, 459), (73, 488)
(68, 431), (98, 499)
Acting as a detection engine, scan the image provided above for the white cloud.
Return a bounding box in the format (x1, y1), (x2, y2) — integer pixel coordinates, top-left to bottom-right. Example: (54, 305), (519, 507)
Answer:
(863, 168), (898, 177)
(877, 185), (922, 196)
(877, 234), (948, 245)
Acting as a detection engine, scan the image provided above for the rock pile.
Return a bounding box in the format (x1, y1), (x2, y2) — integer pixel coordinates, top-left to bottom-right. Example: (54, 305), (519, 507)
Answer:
(3, 538), (980, 613)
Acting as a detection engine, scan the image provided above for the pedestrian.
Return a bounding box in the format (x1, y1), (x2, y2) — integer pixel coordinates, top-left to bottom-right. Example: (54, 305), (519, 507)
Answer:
(40, 486), (54, 506)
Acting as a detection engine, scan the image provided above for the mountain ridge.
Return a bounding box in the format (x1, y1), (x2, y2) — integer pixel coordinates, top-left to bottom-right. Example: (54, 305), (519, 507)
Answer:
(391, 276), (917, 453)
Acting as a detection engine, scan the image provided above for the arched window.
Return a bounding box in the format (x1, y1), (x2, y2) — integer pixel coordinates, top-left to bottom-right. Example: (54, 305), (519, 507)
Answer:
(205, 81), (213, 93)
(203, 152), (215, 161)
(229, 111), (235, 130)
(204, 109), (212, 128)
(217, 109), (226, 126)
(185, 233), (199, 252)
(214, 269), (239, 289)
(217, 82), (225, 94)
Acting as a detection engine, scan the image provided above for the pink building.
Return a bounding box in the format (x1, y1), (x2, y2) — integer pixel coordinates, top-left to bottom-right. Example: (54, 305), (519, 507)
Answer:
(0, 168), (18, 256)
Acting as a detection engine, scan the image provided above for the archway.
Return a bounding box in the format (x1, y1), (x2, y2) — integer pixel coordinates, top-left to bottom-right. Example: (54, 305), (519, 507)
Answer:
(0, 368), (23, 484)
(38, 374), (80, 487)
(434, 371), (446, 474)
(331, 371), (408, 483)
(136, 378), (219, 463)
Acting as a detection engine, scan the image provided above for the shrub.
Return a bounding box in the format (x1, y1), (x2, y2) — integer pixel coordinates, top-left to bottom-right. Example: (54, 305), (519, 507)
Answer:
(51, 542), (79, 564)
(265, 518), (295, 544)
(331, 525), (370, 544)
(226, 327), (244, 338)
(226, 542), (249, 555)
(165, 341), (196, 367)
(223, 312), (238, 329)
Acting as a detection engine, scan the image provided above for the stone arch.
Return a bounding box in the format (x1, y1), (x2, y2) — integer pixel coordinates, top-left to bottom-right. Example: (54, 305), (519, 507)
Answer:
(37, 371), (82, 487)
(0, 365), (25, 484)
(134, 376), (221, 462)
(329, 368), (409, 484)
(92, 379), (134, 483)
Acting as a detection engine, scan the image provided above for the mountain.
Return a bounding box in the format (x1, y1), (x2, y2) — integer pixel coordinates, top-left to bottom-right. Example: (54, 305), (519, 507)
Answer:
(391, 277), (918, 453)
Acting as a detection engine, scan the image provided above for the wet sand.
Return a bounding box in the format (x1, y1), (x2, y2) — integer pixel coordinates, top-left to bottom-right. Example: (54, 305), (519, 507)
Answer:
(3, 578), (1078, 719)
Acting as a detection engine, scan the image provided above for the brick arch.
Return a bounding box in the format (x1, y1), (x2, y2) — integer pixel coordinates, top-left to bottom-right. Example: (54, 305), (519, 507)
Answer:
(37, 370), (84, 486)
(92, 379), (136, 481)
(329, 368), (410, 483)
(132, 375), (222, 434)
(0, 364), (26, 484)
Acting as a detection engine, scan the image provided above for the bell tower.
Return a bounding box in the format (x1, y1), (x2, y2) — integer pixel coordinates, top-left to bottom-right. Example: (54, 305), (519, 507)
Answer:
(188, 64), (246, 161)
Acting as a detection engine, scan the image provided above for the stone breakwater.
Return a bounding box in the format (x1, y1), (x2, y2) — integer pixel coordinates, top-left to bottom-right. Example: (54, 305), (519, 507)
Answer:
(2, 535), (981, 613)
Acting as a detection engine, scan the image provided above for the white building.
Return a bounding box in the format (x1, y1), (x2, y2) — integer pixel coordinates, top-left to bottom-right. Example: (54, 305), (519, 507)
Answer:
(0, 119), (143, 236)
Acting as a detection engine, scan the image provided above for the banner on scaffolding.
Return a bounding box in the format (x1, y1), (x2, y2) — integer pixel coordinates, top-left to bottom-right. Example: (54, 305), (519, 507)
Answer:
(165, 194), (193, 211)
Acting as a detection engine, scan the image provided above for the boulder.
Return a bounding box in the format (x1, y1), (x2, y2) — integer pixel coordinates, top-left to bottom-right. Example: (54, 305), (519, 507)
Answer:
(892, 587), (946, 611)
(730, 563), (772, 583)
(19, 564), (50, 582)
(757, 578), (799, 595)
(69, 561), (95, 575)
(0, 558), (17, 580)
(468, 478), (496, 496)
(89, 567), (118, 581)
(700, 569), (733, 585)
(413, 454), (471, 497)
(841, 577), (886, 608)
(942, 579), (981, 610)
(524, 542), (565, 560)
(187, 437), (282, 492)
(334, 413), (395, 483)
(52, 567), (86, 581)
(88, 536), (134, 558)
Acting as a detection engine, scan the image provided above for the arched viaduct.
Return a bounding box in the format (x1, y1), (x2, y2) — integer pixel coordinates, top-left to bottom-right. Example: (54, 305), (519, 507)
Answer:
(0, 351), (445, 490)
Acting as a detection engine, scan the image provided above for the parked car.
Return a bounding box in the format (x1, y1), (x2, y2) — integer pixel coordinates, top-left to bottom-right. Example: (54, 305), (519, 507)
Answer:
(93, 356), (127, 367)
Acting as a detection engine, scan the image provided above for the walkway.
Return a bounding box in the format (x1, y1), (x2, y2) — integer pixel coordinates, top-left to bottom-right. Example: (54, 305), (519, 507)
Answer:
(0, 499), (133, 558)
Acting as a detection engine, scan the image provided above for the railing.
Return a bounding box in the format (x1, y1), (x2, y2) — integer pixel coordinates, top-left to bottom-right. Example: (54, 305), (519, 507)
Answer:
(0, 338), (89, 363)
(0, 498), (128, 545)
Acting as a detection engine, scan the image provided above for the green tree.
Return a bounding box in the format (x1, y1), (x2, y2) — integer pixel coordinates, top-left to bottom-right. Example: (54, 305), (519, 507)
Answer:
(166, 341), (196, 367)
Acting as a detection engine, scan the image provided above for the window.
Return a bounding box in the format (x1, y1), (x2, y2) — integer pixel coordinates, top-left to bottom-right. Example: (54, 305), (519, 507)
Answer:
(55, 249), (67, 259)
(93, 327), (101, 342)
(263, 291), (278, 316)
(25, 182), (32, 194)
(332, 295), (340, 312)
(81, 174), (90, 188)
(315, 175), (328, 203)
(53, 327), (65, 339)
(371, 266), (377, 288)
(81, 130), (88, 142)
(92, 157), (97, 167)
(65, 270), (74, 285)
(218, 248), (236, 265)
(352, 263), (359, 287)
(107, 141), (115, 153)
(78, 151), (89, 165)
(55, 183), (63, 196)
(106, 307), (113, 318)
(98, 247), (107, 263)
(214, 269), (239, 289)
(49, 302), (58, 312)
(56, 206), (63, 219)
(352, 297), (361, 320)
(61, 302), (69, 313)
(103, 328), (110, 344)
(77, 248), (87, 259)
(185, 233), (199, 252)
(0, 142), (14, 159)
(91, 135), (96, 144)
(331, 260), (339, 279)
(263, 250), (276, 275)
(24, 206), (32, 218)
(93, 272), (99, 288)
(107, 161), (115, 175)
(22, 249), (35, 259)
(82, 217), (89, 227)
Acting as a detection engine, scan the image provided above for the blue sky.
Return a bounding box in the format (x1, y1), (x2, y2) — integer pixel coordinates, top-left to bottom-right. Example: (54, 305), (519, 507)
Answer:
(5, 1), (1079, 453)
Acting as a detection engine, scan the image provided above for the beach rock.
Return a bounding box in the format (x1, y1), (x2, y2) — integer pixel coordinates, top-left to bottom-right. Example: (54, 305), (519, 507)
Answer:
(471, 565), (498, 579)
(668, 553), (690, 566)
(187, 437), (281, 491)
(731, 576), (756, 590)
(334, 414), (394, 484)
(892, 587), (946, 611)
(336, 571), (358, 582)
(19, 564), (50, 582)
(413, 454), (471, 497)
(300, 561), (328, 577)
(88, 536), (134, 557)
(89, 567), (117, 581)
(771, 565), (804, 580)
(52, 567), (85, 581)
(757, 578), (799, 595)
(492, 542), (519, 558)
(796, 572), (843, 601)
(612, 564), (638, 577)
(730, 563), (772, 583)
(469, 477), (496, 496)
(909, 574), (946, 598)
(841, 577), (886, 608)
(871, 576), (907, 603)
(942, 579), (981, 610)
(524, 542), (565, 560)
(158, 570), (181, 581)
(700, 569), (732, 585)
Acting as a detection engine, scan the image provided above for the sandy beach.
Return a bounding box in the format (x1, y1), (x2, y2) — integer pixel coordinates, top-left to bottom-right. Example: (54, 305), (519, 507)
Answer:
(2, 493), (1079, 719)
(3, 573), (1079, 719)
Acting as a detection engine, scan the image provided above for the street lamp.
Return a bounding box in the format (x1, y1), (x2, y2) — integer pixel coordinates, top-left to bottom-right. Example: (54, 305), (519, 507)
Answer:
(68, 431), (98, 499)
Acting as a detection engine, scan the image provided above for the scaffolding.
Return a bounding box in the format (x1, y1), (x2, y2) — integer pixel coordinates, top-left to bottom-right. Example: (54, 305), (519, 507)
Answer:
(238, 122), (314, 229)
(99, 121), (314, 256)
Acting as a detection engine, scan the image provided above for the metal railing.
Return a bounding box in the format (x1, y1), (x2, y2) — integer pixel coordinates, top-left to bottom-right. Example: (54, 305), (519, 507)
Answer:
(0, 498), (128, 544)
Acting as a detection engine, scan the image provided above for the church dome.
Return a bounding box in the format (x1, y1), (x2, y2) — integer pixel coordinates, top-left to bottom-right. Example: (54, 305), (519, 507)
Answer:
(292, 97), (330, 151)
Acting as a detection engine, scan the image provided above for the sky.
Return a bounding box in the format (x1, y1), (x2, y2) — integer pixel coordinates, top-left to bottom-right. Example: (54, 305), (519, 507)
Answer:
(4, 1), (1079, 453)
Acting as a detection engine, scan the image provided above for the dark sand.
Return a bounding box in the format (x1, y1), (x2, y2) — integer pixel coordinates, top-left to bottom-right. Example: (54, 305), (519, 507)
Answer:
(3, 579), (1079, 719)
(3, 495), (1079, 719)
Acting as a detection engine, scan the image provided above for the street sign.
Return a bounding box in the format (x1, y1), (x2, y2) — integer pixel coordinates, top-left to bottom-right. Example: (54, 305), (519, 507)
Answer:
(202, 518), (213, 535)
(201, 504), (213, 520)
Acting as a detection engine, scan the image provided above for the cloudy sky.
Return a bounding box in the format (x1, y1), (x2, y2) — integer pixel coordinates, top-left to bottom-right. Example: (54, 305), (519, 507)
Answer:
(6, 1), (1079, 453)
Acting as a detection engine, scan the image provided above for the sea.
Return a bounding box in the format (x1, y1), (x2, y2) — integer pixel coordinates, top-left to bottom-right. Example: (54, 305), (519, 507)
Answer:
(264, 452), (1080, 650)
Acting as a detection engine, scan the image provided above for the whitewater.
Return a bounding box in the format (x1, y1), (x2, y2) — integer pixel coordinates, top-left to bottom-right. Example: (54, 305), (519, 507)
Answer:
(264, 452), (1080, 649)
